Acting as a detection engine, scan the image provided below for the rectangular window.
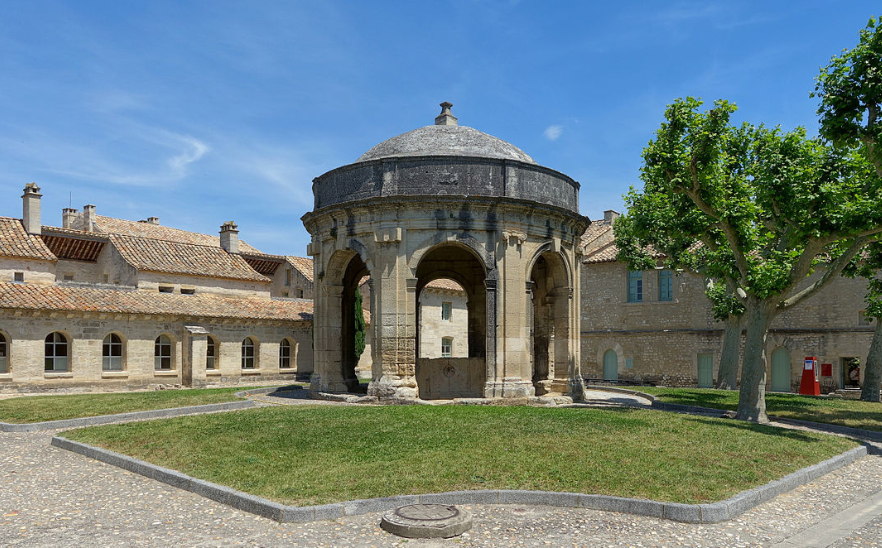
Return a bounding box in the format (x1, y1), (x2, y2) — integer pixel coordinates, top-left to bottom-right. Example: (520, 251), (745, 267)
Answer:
(298, 288), (304, 298)
(285, 269), (291, 286)
(102, 274), (109, 283)
(158, 285), (174, 293)
(181, 288), (195, 295)
(441, 338), (452, 358)
(441, 302), (452, 321)
(13, 272), (24, 283)
(627, 271), (643, 303)
(63, 274), (74, 282)
(282, 291), (289, 298)
(0, 337), (7, 373)
(206, 339), (216, 370)
(659, 270), (673, 301)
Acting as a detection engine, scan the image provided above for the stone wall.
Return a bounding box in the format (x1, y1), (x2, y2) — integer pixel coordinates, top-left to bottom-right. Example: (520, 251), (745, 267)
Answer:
(0, 311), (312, 392)
(0, 257), (56, 285)
(418, 287), (468, 358)
(580, 261), (876, 391)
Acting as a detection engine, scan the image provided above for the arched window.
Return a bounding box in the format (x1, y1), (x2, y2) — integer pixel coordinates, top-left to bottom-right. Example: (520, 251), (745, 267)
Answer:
(0, 333), (7, 373)
(102, 333), (123, 371)
(45, 332), (68, 372)
(603, 349), (618, 381)
(154, 335), (172, 370)
(206, 336), (217, 370)
(279, 339), (292, 369)
(241, 337), (256, 369)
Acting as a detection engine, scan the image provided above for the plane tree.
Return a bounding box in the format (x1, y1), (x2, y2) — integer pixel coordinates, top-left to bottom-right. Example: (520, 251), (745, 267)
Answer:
(619, 97), (882, 422)
(815, 17), (882, 401)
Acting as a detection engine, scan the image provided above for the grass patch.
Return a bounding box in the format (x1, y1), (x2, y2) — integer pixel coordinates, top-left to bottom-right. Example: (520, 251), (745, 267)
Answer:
(63, 405), (856, 506)
(639, 386), (882, 432)
(0, 386), (273, 423)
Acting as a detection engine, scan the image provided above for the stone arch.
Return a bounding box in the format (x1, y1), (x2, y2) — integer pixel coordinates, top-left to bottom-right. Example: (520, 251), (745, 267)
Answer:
(408, 232), (495, 279)
(414, 241), (489, 399)
(527, 245), (575, 396)
(526, 242), (573, 289)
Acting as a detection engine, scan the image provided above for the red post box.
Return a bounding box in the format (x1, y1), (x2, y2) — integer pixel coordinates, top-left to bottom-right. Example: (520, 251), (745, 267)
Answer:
(799, 356), (820, 396)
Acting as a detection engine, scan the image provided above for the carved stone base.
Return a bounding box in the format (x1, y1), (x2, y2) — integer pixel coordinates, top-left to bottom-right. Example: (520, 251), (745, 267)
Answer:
(368, 375), (419, 399)
(533, 379), (553, 396)
(483, 378), (535, 399)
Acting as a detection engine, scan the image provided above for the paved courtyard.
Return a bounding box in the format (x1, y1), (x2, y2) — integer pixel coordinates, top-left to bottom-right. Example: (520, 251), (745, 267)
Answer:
(3, 392), (882, 547)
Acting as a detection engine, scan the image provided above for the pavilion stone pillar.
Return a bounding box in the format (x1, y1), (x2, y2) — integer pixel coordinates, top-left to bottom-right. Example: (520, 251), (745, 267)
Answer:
(311, 283), (349, 392)
(568, 249), (585, 400)
(485, 231), (534, 398)
(367, 229), (418, 399)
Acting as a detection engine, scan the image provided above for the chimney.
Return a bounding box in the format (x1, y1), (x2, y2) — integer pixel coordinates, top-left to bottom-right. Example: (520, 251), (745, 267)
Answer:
(21, 183), (42, 235)
(220, 221), (239, 254)
(62, 208), (79, 229)
(603, 210), (620, 224)
(146, 216), (160, 225)
(434, 101), (458, 126)
(82, 204), (96, 232)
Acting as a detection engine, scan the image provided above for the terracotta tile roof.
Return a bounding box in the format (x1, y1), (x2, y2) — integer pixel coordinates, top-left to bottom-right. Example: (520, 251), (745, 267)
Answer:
(0, 217), (56, 261)
(0, 282), (312, 321)
(286, 256), (314, 283)
(92, 215), (262, 254)
(581, 220), (665, 265)
(39, 228), (107, 262)
(110, 234), (271, 282)
(241, 252), (286, 276)
(424, 278), (465, 292)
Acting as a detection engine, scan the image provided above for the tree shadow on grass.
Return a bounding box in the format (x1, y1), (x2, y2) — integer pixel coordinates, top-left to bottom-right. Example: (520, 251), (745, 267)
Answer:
(686, 416), (835, 443)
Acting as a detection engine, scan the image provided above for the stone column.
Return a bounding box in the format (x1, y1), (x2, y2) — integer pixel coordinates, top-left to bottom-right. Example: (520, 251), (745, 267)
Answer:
(183, 325), (208, 388)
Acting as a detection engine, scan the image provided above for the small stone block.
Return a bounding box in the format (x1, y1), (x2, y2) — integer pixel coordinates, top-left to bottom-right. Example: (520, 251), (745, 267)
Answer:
(698, 503), (730, 523)
(663, 502), (700, 522)
(725, 490), (760, 517)
(228, 492), (285, 521)
(580, 495), (664, 518)
(281, 507), (315, 523)
(342, 495), (420, 516)
(311, 504), (345, 521)
(497, 490), (580, 507)
(150, 466), (192, 490)
(420, 490), (498, 505)
(189, 479), (233, 505)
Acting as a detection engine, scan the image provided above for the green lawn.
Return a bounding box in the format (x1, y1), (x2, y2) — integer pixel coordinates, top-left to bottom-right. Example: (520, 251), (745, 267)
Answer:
(63, 405), (856, 506)
(0, 386), (280, 423)
(638, 387), (882, 432)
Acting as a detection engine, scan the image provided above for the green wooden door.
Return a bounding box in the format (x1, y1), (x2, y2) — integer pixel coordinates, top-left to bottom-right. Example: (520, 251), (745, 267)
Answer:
(603, 350), (618, 381)
(771, 347), (791, 392)
(697, 353), (714, 388)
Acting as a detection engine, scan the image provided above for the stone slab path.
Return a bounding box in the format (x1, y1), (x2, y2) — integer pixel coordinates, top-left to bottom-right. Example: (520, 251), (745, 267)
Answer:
(3, 390), (882, 546)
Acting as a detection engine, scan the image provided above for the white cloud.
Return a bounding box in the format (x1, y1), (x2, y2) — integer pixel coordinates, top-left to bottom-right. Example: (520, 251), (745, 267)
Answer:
(543, 125), (563, 141)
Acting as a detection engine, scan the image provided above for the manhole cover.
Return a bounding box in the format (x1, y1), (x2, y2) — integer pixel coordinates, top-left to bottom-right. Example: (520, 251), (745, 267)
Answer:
(380, 504), (472, 539)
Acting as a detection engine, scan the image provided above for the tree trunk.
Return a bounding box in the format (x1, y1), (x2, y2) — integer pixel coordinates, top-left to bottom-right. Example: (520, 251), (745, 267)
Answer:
(715, 315), (744, 390)
(860, 321), (882, 402)
(736, 302), (774, 423)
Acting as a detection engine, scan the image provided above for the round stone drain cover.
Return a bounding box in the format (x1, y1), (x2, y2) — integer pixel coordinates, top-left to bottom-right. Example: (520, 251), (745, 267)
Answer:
(380, 504), (472, 538)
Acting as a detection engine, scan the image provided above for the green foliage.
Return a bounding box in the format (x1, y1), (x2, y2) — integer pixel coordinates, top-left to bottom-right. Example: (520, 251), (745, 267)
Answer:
(622, 97), (881, 307)
(354, 287), (366, 359)
(815, 17), (882, 174)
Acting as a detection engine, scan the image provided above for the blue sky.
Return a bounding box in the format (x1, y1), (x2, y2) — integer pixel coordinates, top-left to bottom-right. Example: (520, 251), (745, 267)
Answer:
(0, 1), (878, 256)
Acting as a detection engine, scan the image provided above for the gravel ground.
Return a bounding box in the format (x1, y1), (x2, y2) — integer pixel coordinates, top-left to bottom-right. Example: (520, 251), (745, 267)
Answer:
(2, 391), (882, 547)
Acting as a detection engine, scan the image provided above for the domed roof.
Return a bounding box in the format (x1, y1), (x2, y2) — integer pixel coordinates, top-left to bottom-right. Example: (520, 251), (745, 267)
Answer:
(356, 103), (537, 165)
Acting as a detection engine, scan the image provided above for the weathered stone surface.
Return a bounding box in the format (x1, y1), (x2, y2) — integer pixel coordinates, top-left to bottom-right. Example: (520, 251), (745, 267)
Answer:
(380, 504), (472, 539)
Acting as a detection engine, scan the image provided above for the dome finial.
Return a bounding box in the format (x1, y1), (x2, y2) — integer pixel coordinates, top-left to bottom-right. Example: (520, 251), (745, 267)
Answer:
(435, 101), (458, 126)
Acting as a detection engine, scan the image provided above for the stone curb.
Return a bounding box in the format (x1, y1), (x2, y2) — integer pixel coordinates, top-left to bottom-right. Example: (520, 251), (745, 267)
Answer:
(49, 435), (867, 524)
(0, 400), (255, 432)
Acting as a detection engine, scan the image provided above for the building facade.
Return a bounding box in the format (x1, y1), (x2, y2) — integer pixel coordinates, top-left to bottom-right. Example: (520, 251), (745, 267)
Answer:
(580, 211), (876, 393)
(0, 184), (314, 392)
